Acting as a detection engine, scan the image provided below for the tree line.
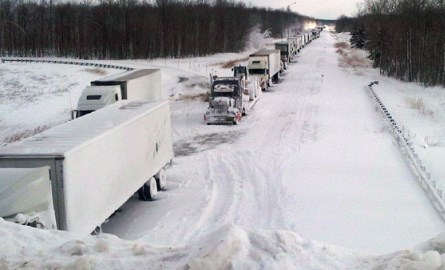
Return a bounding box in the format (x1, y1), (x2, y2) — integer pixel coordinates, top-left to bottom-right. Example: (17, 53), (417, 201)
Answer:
(0, 0), (310, 59)
(336, 0), (445, 87)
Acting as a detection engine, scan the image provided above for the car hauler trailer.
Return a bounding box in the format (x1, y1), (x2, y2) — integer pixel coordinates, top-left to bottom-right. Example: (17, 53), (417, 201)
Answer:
(0, 100), (173, 234)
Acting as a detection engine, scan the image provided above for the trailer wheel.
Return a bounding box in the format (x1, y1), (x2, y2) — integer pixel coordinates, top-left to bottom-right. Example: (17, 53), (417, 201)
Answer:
(155, 169), (167, 191)
(91, 226), (102, 235)
(138, 177), (158, 201)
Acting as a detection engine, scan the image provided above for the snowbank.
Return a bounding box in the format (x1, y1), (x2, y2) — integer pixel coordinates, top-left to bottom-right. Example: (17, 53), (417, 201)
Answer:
(2, 219), (445, 269)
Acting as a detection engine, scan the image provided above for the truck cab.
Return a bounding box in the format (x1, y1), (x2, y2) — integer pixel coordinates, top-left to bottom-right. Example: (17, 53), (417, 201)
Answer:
(233, 65), (249, 78)
(73, 69), (161, 119)
(204, 77), (249, 125)
(75, 85), (122, 117)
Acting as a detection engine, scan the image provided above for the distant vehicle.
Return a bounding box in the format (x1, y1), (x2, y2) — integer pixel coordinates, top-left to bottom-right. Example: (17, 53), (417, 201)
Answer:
(0, 100), (174, 234)
(302, 31), (313, 43)
(248, 49), (281, 91)
(287, 36), (303, 55)
(312, 29), (321, 39)
(74, 69), (161, 118)
(296, 34), (307, 48)
(275, 41), (293, 69)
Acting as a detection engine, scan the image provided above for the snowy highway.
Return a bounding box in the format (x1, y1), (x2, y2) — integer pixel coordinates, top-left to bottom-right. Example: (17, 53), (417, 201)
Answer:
(101, 32), (444, 254)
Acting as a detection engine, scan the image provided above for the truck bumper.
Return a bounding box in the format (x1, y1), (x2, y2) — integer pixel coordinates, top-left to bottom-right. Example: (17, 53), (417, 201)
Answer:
(204, 112), (241, 125)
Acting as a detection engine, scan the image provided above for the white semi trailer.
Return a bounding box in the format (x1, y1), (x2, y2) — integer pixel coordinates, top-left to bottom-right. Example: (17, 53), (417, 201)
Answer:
(75, 69), (161, 117)
(296, 34), (306, 48)
(248, 49), (281, 91)
(288, 36), (304, 55)
(275, 41), (293, 69)
(0, 100), (173, 234)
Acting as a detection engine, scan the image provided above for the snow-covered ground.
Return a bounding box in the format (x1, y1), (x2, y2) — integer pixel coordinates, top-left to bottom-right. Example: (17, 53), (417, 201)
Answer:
(1, 31), (445, 269)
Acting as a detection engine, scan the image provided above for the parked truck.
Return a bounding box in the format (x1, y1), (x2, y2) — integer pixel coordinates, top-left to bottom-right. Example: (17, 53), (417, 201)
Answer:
(204, 76), (260, 125)
(75, 69), (161, 118)
(303, 31), (312, 43)
(275, 41), (293, 69)
(232, 65), (262, 102)
(288, 36), (303, 55)
(0, 100), (173, 234)
(248, 49), (281, 91)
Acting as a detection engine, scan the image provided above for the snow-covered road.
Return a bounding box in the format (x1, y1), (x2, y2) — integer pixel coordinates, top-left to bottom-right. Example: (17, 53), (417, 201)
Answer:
(102, 32), (444, 254)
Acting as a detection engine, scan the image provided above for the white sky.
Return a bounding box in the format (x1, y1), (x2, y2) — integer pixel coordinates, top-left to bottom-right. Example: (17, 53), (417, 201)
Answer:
(245, 0), (364, 20)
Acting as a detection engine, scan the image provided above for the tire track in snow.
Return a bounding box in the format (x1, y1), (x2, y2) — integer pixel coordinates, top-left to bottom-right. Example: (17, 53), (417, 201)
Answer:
(181, 62), (324, 236)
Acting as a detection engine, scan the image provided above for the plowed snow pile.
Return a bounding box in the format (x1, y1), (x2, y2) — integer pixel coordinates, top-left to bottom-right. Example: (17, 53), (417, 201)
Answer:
(2, 218), (445, 269)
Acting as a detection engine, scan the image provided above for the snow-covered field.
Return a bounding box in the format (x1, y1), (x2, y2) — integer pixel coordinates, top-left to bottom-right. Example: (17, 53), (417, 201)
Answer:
(1, 31), (445, 269)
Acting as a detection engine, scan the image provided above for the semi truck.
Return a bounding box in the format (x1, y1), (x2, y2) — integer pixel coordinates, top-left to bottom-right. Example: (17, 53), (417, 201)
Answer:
(75, 69), (161, 118)
(232, 65), (262, 102)
(303, 31), (312, 44)
(275, 41), (293, 69)
(248, 49), (281, 91)
(0, 100), (174, 234)
(204, 76), (260, 125)
(288, 36), (304, 55)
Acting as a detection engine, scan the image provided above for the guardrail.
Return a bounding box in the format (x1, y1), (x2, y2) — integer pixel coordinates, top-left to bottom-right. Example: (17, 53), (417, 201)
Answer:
(367, 82), (445, 221)
(1, 57), (134, 71)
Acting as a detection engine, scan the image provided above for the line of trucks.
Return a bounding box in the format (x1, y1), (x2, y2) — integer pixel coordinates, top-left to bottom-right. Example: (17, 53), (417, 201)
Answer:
(204, 30), (320, 125)
(0, 28), (322, 234)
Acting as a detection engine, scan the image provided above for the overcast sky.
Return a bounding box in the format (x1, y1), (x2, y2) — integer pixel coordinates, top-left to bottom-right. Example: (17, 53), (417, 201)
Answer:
(246, 0), (364, 20)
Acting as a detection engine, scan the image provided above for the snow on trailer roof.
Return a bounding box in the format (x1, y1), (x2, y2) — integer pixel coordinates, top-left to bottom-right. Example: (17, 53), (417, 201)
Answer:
(249, 49), (280, 57)
(275, 41), (290, 45)
(92, 69), (159, 84)
(0, 100), (167, 157)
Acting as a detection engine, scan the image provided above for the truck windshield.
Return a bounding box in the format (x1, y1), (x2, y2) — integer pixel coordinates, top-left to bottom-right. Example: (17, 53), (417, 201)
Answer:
(86, 95), (102, 100)
(213, 91), (234, 97)
(248, 69), (265, 75)
(233, 68), (246, 77)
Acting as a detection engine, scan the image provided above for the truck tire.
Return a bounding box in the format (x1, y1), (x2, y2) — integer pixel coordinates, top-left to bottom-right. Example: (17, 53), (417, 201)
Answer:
(138, 177), (158, 201)
(155, 169), (167, 191)
(272, 74), (279, 84)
